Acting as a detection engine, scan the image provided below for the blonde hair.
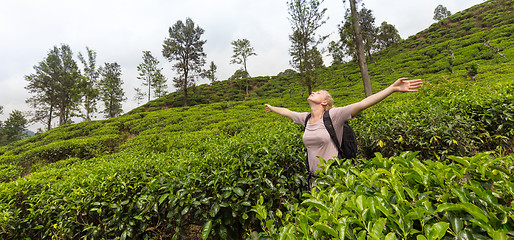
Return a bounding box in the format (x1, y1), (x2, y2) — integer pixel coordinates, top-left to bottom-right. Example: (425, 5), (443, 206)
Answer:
(321, 90), (334, 111)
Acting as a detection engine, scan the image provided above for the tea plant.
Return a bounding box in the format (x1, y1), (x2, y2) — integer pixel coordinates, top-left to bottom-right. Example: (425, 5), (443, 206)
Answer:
(253, 152), (514, 239)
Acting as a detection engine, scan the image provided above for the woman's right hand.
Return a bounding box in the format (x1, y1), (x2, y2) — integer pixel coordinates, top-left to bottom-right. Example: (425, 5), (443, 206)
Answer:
(264, 104), (293, 119)
(264, 104), (273, 113)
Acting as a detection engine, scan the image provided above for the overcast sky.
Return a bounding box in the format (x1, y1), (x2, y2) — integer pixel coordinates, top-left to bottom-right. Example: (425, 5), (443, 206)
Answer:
(0, 0), (484, 131)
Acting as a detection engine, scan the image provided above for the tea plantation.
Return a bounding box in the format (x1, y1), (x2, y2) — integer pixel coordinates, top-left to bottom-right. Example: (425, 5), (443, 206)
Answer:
(0, 0), (513, 239)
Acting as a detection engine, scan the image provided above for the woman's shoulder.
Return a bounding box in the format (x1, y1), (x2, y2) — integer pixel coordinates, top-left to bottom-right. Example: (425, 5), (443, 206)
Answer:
(329, 105), (351, 114)
(292, 111), (310, 125)
(328, 105), (352, 121)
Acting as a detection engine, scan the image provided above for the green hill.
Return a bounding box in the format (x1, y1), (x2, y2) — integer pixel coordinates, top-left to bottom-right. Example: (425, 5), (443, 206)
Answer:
(0, 0), (513, 239)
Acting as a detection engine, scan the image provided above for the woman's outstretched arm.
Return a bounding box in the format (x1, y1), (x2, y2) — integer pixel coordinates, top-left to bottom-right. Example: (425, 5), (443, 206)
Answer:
(350, 78), (423, 117)
(264, 104), (294, 119)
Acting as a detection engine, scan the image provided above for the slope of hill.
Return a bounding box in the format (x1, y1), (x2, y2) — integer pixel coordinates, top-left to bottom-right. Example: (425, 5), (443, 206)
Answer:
(0, 0), (513, 238)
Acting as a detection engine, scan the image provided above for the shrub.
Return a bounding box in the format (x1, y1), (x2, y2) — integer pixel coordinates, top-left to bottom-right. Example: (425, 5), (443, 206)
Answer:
(253, 152), (514, 239)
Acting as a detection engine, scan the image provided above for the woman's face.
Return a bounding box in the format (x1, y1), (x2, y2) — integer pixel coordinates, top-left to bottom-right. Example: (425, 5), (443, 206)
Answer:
(308, 90), (328, 104)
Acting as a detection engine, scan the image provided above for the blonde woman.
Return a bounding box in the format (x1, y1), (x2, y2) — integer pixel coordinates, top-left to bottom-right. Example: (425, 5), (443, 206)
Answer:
(264, 78), (423, 185)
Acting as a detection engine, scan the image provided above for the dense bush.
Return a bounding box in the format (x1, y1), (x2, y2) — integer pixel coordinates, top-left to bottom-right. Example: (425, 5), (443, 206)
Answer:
(253, 152), (513, 239)
(0, 120), (307, 239)
(353, 71), (514, 160)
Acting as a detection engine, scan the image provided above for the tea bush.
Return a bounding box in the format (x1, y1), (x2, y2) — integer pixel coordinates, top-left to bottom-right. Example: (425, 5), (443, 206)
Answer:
(253, 152), (514, 239)
(0, 120), (308, 239)
(353, 70), (514, 160)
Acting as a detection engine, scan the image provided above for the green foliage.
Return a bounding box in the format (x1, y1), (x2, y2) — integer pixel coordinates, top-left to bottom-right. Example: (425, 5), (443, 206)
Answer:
(137, 50), (168, 102)
(25, 44), (81, 127)
(288, 0), (328, 93)
(162, 17), (207, 107)
(0, 108), (307, 239)
(254, 152), (513, 239)
(100, 62), (126, 118)
(353, 71), (514, 160)
(0, 0), (513, 238)
(0, 110), (28, 146)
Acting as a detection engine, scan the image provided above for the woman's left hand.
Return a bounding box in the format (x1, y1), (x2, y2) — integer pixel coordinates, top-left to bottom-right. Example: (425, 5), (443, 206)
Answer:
(392, 77), (423, 92)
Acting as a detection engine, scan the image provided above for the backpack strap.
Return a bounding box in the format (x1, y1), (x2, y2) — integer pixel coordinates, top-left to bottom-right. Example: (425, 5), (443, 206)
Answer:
(322, 110), (344, 159)
(304, 114), (314, 177)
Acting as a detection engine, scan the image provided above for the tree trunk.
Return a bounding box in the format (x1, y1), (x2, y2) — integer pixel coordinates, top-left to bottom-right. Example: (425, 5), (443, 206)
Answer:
(148, 77), (151, 102)
(244, 64), (249, 98)
(183, 78), (188, 107)
(59, 104), (66, 126)
(183, 68), (189, 107)
(349, 0), (372, 97)
(183, 86), (188, 106)
(47, 105), (53, 131)
(85, 96), (91, 121)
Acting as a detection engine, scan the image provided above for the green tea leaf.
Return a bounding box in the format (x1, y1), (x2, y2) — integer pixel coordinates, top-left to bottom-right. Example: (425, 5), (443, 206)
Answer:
(448, 212), (463, 233)
(491, 231), (508, 240)
(416, 235), (428, 240)
(356, 195), (365, 212)
(460, 202), (489, 223)
(302, 199), (329, 212)
(33, 225), (44, 230)
(428, 222), (449, 240)
(202, 220), (212, 240)
(435, 203), (461, 212)
(469, 219), (493, 233)
(312, 222), (338, 238)
(233, 187), (244, 197)
(371, 218), (387, 239)
(385, 232), (397, 240)
(159, 193), (169, 204)
(209, 202), (220, 217)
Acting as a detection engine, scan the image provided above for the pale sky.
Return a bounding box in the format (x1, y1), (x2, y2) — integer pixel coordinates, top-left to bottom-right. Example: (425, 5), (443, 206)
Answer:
(0, 0), (484, 131)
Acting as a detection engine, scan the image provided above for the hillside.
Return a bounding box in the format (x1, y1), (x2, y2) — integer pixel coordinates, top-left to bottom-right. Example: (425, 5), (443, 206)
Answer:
(0, 0), (513, 239)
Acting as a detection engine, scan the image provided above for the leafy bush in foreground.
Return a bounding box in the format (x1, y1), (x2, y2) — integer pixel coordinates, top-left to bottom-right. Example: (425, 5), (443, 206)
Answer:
(253, 152), (514, 239)
(0, 122), (306, 239)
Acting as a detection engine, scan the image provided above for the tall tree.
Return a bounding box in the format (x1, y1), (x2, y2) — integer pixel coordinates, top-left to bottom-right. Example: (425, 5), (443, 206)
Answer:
(377, 21), (401, 49)
(230, 39), (257, 97)
(229, 68), (250, 81)
(337, 7), (376, 60)
(152, 70), (168, 99)
(330, 11), (400, 65)
(288, 0), (328, 94)
(99, 62), (126, 118)
(137, 51), (168, 102)
(24, 44), (81, 128)
(25, 90), (54, 131)
(78, 47), (100, 121)
(202, 61), (217, 82)
(328, 40), (346, 65)
(433, 4), (452, 21)
(133, 87), (146, 105)
(358, 7), (378, 63)
(1, 110), (27, 145)
(162, 18), (207, 107)
(348, 0), (372, 97)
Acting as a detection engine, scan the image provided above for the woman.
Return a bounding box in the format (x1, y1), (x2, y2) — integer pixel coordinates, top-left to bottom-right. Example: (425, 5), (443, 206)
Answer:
(264, 77), (423, 185)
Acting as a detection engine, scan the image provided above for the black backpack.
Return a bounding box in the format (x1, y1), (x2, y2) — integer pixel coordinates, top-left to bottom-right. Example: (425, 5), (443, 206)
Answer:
(304, 109), (357, 171)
